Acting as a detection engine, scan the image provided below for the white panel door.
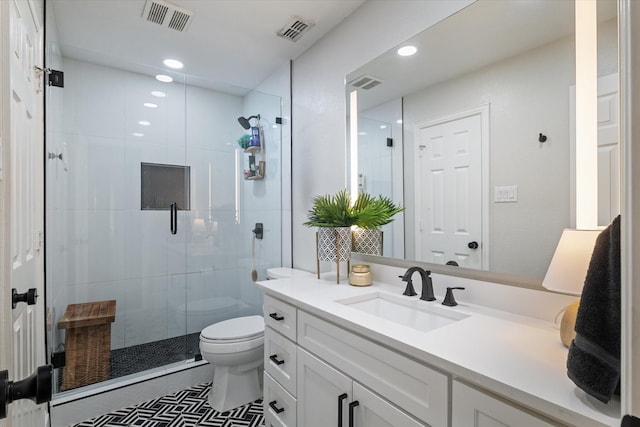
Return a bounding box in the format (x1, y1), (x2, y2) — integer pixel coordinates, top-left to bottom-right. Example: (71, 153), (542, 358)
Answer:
(416, 112), (483, 269)
(0, 0), (47, 426)
(296, 348), (352, 427)
(596, 73), (619, 226)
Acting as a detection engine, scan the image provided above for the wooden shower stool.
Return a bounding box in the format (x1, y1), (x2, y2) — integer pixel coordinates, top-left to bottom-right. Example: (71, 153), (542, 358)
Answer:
(57, 300), (116, 390)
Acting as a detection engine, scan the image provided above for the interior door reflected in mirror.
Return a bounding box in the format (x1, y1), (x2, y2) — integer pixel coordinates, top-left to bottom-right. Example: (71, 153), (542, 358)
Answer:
(346, 0), (619, 280)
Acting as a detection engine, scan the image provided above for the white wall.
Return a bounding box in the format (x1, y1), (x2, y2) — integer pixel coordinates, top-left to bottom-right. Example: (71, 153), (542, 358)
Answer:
(291, 0), (474, 273)
(46, 58), (283, 351)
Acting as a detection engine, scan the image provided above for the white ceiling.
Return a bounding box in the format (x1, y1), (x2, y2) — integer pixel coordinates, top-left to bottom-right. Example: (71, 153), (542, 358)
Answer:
(50, 0), (365, 94)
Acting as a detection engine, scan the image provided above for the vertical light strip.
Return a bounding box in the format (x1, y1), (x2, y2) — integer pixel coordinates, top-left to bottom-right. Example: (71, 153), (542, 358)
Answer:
(349, 90), (359, 202)
(575, 0), (598, 229)
(208, 162), (212, 221)
(235, 149), (240, 223)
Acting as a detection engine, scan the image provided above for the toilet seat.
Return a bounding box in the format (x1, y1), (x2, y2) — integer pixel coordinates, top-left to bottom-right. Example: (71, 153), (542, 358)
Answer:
(200, 315), (264, 343)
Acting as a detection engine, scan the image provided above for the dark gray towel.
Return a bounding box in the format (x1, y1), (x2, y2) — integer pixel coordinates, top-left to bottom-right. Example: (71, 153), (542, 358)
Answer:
(567, 215), (621, 403)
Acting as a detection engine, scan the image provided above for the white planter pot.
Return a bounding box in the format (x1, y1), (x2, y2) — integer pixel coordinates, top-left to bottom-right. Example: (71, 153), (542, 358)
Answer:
(316, 227), (352, 262)
(352, 228), (383, 256)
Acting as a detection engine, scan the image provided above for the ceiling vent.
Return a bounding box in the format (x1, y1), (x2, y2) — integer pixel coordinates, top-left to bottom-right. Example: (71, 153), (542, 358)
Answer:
(142, 0), (194, 32)
(348, 74), (383, 90)
(277, 16), (315, 42)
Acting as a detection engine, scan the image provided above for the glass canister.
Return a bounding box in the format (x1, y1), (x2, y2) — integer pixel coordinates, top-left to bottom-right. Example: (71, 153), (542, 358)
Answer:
(349, 264), (372, 287)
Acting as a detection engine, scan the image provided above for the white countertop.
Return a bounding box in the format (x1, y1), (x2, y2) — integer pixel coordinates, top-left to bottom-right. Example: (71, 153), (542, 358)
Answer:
(256, 276), (621, 427)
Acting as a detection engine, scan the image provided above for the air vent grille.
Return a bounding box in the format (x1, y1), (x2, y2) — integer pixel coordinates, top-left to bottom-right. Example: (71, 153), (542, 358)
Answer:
(278, 16), (314, 42)
(142, 0), (193, 32)
(348, 74), (383, 90)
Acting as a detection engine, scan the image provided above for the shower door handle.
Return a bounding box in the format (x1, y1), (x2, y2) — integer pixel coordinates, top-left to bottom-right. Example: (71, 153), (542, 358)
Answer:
(170, 203), (177, 235)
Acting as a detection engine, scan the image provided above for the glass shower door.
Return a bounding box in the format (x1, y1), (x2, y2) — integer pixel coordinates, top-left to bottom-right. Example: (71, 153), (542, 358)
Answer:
(44, 46), (191, 393)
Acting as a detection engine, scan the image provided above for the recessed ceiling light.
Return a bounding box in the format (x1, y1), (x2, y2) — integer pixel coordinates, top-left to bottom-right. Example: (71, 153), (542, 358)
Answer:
(163, 58), (184, 69)
(132, 132), (144, 137)
(396, 119), (403, 124)
(144, 102), (158, 108)
(380, 125), (387, 129)
(397, 45), (417, 56)
(155, 74), (173, 83)
(151, 91), (166, 98)
(138, 120), (151, 126)
(358, 132), (367, 136)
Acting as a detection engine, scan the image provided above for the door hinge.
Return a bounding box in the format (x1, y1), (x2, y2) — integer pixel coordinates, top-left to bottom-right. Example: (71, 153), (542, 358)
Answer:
(51, 351), (66, 369)
(48, 69), (64, 88)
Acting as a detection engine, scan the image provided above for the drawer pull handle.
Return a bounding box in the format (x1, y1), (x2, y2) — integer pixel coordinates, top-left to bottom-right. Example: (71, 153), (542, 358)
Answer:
(269, 354), (285, 365)
(338, 393), (348, 427)
(348, 400), (359, 427)
(269, 312), (284, 321)
(269, 400), (285, 414)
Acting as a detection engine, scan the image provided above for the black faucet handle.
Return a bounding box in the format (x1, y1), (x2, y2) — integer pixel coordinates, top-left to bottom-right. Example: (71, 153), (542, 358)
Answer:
(402, 279), (417, 297)
(442, 287), (465, 306)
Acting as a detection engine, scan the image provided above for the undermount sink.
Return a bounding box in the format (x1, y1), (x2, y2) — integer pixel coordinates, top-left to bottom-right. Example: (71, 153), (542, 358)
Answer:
(337, 292), (469, 333)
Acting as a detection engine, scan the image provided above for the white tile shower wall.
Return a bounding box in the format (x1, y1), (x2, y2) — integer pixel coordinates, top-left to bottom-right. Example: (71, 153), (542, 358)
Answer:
(54, 57), (282, 350)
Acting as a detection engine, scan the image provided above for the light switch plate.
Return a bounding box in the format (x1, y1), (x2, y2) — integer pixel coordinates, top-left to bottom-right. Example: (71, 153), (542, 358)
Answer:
(495, 185), (518, 203)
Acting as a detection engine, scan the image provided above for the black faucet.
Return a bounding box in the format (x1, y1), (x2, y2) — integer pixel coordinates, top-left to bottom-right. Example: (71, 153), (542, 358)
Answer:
(399, 267), (436, 301)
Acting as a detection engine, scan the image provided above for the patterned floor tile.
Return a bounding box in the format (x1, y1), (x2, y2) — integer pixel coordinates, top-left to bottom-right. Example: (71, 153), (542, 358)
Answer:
(71, 383), (264, 427)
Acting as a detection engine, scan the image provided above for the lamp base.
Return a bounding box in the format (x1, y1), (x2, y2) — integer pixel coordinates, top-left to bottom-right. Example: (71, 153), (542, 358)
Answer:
(560, 300), (580, 347)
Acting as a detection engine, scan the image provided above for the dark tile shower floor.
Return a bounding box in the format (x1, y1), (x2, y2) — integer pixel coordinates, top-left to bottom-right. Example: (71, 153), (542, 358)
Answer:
(59, 332), (202, 392)
(109, 332), (202, 379)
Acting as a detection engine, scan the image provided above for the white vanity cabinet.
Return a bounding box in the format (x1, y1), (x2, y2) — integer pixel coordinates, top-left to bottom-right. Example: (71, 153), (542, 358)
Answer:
(263, 296), (298, 427)
(263, 294), (448, 427)
(452, 380), (563, 427)
(298, 348), (427, 427)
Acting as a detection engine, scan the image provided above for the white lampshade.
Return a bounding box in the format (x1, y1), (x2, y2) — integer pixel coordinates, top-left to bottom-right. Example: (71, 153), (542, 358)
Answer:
(542, 229), (601, 295)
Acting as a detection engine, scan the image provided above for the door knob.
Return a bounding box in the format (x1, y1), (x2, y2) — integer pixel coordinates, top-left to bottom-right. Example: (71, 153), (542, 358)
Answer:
(0, 365), (53, 419)
(468, 241), (479, 249)
(11, 288), (37, 309)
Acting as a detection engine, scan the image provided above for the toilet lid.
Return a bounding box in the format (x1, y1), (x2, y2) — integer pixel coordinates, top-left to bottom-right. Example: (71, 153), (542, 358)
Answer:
(201, 315), (264, 341)
(267, 267), (313, 279)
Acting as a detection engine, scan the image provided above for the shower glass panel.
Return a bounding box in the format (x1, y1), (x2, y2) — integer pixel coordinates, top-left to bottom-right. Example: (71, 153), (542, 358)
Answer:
(45, 43), (282, 396)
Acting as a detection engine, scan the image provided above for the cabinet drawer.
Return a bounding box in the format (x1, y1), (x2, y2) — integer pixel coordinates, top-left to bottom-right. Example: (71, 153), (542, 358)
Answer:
(264, 372), (297, 427)
(264, 295), (297, 341)
(452, 380), (563, 427)
(265, 327), (297, 396)
(298, 310), (448, 427)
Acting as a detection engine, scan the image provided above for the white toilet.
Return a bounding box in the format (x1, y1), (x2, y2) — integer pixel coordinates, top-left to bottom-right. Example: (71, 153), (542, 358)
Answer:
(199, 267), (312, 412)
(199, 315), (265, 411)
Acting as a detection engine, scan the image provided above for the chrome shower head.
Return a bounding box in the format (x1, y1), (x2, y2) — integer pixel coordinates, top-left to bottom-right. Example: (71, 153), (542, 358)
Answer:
(237, 114), (260, 130)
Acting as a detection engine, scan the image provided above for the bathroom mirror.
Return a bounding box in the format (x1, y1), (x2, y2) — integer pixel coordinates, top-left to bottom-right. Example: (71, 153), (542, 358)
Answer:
(346, 0), (618, 280)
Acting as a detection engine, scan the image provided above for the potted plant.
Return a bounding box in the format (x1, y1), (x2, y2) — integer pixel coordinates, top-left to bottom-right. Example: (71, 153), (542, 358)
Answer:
(304, 189), (356, 282)
(304, 190), (403, 280)
(351, 193), (404, 255)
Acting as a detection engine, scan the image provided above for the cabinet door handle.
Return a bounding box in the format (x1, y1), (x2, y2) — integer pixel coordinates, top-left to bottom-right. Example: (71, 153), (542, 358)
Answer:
(269, 354), (285, 365)
(269, 400), (285, 414)
(337, 393), (348, 427)
(269, 312), (284, 321)
(348, 400), (359, 427)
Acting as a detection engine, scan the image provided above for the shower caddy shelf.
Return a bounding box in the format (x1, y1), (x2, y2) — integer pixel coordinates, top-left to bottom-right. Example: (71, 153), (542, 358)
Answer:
(243, 125), (265, 180)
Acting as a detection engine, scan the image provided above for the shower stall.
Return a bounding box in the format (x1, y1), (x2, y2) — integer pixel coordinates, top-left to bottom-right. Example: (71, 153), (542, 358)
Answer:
(44, 23), (284, 400)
